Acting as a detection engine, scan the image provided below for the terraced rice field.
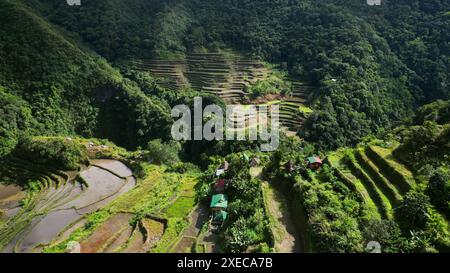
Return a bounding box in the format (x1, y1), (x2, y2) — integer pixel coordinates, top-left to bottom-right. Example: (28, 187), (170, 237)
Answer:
(131, 59), (189, 90)
(79, 213), (135, 253)
(327, 145), (416, 220)
(133, 51), (314, 134)
(0, 159), (136, 253)
(0, 184), (24, 222)
(40, 165), (202, 253)
(0, 155), (201, 253)
(161, 175), (211, 253)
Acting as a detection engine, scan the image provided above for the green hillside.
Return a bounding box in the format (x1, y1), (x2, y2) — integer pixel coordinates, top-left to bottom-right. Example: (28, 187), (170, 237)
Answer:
(0, 0), (181, 153)
(265, 103), (450, 252)
(3, 0), (448, 150)
(0, 0), (449, 253)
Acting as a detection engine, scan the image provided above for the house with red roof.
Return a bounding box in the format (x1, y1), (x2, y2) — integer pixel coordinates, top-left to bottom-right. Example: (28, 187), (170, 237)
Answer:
(307, 156), (323, 170)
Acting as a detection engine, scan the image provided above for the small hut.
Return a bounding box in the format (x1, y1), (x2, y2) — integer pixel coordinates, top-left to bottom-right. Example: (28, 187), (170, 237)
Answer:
(212, 210), (228, 224)
(220, 160), (230, 171)
(250, 157), (260, 167)
(213, 179), (229, 193)
(307, 156), (323, 170)
(210, 194), (228, 212)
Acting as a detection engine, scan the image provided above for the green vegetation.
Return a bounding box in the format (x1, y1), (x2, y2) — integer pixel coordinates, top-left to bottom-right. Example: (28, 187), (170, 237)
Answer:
(20, 0), (450, 149)
(43, 211), (111, 253)
(0, 0), (179, 151)
(151, 218), (189, 253)
(13, 136), (88, 170)
(0, 87), (37, 157)
(263, 114), (450, 252)
(1, 0), (449, 253)
(42, 163), (201, 253)
(244, 68), (291, 100)
(196, 153), (272, 253)
(427, 168), (450, 217)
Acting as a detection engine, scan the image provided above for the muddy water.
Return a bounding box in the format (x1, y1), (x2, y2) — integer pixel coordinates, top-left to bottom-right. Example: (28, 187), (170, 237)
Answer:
(91, 160), (133, 178)
(2, 161), (136, 253)
(2, 207), (21, 219)
(0, 184), (24, 209)
(50, 183), (83, 209)
(0, 184), (22, 200)
(19, 209), (81, 253)
(61, 167), (125, 210)
(77, 176), (136, 214)
(35, 182), (82, 211)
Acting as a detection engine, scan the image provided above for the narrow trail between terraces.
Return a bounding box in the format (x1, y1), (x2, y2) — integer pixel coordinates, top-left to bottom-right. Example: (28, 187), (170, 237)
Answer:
(251, 167), (303, 253)
(264, 181), (302, 253)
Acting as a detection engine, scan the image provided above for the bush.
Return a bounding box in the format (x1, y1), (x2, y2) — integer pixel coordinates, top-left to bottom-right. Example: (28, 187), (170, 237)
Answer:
(13, 137), (88, 170)
(146, 139), (181, 165)
(427, 168), (450, 215)
(250, 243), (271, 253)
(362, 219), (406, 253)
(396, 192), (431, 231)
(167, 162), (200, 174)
(294, 173), (364, 253)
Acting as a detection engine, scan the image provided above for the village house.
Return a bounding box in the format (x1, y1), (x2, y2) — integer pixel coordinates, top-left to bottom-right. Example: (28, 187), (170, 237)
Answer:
(220, 160), (229, 171)
(250, 156), (260, 167)
(212, 210), (228, 224)
(212, 179), (229, 194)
(210, 194), (228, 212)
(215, 160), (230, 177)
(307, 156), (323, 170)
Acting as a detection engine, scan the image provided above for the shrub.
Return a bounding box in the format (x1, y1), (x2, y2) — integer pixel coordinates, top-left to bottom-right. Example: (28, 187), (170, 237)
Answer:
(13, 137), (88, 170)
(146, 139), (181, 165)
(396, 192), (431, 231)
(427, 167), (450, 215)
(362, 219), (406, 253)
(167, 162), (200, 173)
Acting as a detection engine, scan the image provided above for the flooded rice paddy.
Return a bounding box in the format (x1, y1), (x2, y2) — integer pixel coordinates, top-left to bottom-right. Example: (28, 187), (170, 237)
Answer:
(0, 160), (136, 253)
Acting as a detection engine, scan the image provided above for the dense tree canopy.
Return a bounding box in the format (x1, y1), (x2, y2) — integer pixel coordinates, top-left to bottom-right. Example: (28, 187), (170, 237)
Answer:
(23, 0), (450, 149)
(0, 0), (449, 254)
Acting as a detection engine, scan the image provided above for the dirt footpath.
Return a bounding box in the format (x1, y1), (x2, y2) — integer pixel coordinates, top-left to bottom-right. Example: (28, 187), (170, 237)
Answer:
(264, 181), (303, 253)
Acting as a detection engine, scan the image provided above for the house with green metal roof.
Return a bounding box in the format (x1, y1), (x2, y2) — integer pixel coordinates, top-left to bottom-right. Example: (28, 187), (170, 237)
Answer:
(212, 210), (228, 223)
(210, 194), (228, 211)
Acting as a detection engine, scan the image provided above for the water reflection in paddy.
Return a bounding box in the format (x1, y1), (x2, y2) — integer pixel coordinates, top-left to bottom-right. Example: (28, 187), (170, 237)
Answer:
(2, 160), (136, 253)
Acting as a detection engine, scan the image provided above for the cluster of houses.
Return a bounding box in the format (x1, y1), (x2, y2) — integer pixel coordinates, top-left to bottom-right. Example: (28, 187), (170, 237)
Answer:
(210, 160), (230, 225)
(285, 156), (323, 172)
(208, 155), (323, 227)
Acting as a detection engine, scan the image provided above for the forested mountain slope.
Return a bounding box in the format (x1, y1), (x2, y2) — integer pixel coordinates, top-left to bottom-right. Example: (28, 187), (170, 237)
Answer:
(20, 0), (450, 149)
(0, 0), (174, 155)
(0, 0), (449, 254)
